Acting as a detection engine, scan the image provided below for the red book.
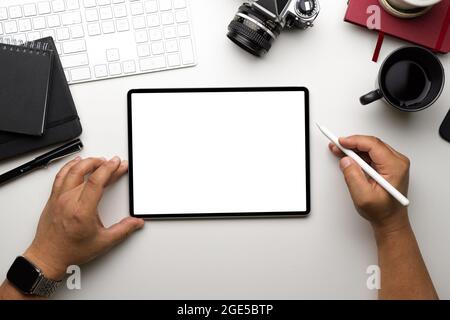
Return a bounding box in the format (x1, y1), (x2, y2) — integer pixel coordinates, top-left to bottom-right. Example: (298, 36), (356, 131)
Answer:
(344, 0), (450, 54)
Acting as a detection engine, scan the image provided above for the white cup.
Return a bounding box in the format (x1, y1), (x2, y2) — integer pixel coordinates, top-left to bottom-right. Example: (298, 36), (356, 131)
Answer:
(387, 0), (442, 10)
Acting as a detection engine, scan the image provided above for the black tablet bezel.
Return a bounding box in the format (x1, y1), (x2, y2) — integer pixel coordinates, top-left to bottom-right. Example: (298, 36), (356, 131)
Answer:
(127, 87), (310, 219)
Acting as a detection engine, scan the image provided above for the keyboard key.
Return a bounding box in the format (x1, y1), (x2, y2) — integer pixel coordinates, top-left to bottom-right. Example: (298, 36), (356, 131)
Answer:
(23, 4), (37, 17)
(99, 7), (113, 20)
(175, 10), (188, 23)
(161, 12), (174, 25)
(47, 15), (61, 27)
(1, 35), (12, 42)
(147, 14), (159, 27)
(130, 2), (144, 15)
(102, 21), (115, 33)
(116, 19), (129, 32)
(52, 0), (66, 12)
(174, 0), (186, 9)
(67, 0), (80, 10)
(159, 0), (172, 11)
(70, 25), (84, 38)
(165, 39), (178, 52)
(56, 27), (70, 40)
(70, 67), (91, 81)
(37, 2), (51, 15)
(94, 64), (108, 77)
(41, 29), (56, 38)
(85, 9), (99, 22)
(137, 44), (150, 57)
(108, 62), (121, 75)
(0, 24), (3, 35)
(13, 33), (27, 44)
(0, 8), (8, 20)
(63, 39), (87, 53)
(64, 70), (70, 81)
(4, 21), (18, 34)
(164, 26), (176, 39)
(113, 5), (127, 18)
(151, 41), (164, 54)
(62, 12), (82, 25)
(148, 28), (162, 41)
(133, 16), (146, 29)
(18, 19), (32, 32)
(139, 56), (165, 70)
(83, 0), (96, 8)
(27, 31), (41, 41)
(9, 6), (23, 19)
(180, 38), (194, 64)
(106, 48), (120, 61)
(167, 53), (180, 66)
(33, 17), (46, 30)
(87, 22), (101, 35)
(135, 30), (148, 43)
(122, 60), (136, 73)
(61, 53), (89, 68)
(113, 0), (125, 3)
(177, 24), (190, 36)
(98, 0), (111, 5)
(145, 1), (158, 13)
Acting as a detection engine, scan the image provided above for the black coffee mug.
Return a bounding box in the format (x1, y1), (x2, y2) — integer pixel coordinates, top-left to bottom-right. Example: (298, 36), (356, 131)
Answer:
(360, 46), (445, 112)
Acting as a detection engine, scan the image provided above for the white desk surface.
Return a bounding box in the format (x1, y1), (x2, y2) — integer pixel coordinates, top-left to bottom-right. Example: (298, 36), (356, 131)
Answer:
(1, 0), (449, 299)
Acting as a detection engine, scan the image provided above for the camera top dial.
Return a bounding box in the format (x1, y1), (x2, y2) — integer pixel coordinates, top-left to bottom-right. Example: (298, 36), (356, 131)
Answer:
(295, 0), (320, 21)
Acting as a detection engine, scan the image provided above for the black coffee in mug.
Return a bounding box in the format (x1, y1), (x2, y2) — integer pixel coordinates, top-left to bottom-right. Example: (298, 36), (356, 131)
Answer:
(360, 46), (444, 112)
(384, 60), (431, 109)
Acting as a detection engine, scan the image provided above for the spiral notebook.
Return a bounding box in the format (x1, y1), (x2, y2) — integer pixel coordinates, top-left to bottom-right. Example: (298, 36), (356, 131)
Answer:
(0, 37), (82, 161)
(0, 41), (53, 136)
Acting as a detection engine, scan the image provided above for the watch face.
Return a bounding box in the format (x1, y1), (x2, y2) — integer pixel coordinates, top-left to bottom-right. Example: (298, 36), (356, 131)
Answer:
(7, 256), (40, 293)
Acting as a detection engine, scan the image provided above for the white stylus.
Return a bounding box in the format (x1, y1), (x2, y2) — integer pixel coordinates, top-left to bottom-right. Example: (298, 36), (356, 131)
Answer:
(316, 123), (410, 207)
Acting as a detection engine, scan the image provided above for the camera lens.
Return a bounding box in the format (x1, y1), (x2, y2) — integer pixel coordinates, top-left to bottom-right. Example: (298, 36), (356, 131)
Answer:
(227, 4), (282, 57)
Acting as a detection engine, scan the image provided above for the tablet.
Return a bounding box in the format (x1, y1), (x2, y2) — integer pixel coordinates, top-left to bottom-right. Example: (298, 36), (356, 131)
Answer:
(128, 87), (310, 218)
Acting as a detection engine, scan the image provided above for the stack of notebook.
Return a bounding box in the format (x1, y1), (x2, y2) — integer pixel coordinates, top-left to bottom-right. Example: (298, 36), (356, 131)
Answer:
(0, 37), (82, 160)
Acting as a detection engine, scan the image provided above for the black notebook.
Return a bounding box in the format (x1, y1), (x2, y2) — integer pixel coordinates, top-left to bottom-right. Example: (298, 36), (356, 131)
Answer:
(0, 41), (53, 136)
(0, 37), (82, 161)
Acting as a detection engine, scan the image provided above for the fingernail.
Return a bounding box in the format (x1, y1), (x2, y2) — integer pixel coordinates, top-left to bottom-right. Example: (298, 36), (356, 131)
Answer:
(110, 156), (120, 164)
(74, 156), (81, 161)
(130, 218), (145, 229)
(100, 157), (107, 161)
(340, 157), (352, 171)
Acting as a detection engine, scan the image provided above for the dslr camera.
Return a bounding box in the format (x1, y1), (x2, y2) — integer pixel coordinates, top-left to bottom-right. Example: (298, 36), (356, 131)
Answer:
(227, 0), (320, 56)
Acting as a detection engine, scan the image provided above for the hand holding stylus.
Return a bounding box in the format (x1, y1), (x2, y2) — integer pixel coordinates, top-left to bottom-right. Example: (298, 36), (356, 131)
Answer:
(325, 132), (438, 299)
(317, 124), (409, 206)
(326, 132), (411, 233)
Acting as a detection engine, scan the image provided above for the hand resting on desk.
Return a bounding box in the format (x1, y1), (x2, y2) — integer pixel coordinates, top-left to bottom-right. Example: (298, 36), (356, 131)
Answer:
(0, 157), (144, 299)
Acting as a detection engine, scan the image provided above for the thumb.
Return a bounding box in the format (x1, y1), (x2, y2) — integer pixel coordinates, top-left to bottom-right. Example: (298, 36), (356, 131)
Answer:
(339, 157), (371, 202)
(103, 217), (145, 247)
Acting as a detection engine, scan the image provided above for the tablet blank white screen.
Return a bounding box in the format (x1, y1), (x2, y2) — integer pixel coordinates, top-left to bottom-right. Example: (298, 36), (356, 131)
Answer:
(131, 91), (308, 215)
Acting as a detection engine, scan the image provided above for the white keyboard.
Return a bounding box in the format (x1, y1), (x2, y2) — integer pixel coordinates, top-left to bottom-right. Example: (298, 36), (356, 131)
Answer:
(0, 0), (196, 84)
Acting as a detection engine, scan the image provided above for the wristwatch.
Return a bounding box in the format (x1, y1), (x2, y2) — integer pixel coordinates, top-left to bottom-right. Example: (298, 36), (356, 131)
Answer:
(7, 256), (62, 297)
